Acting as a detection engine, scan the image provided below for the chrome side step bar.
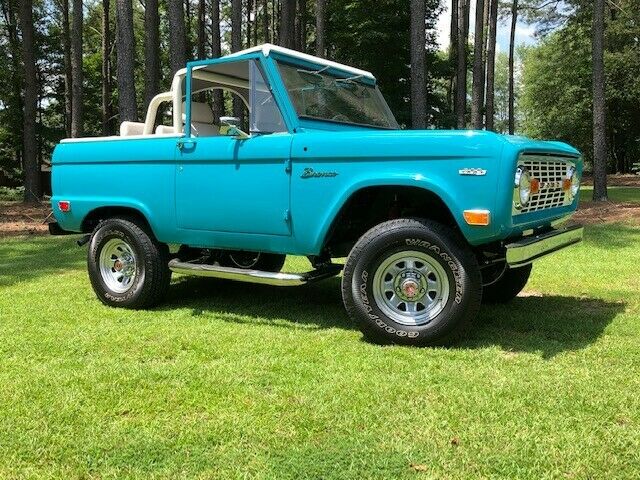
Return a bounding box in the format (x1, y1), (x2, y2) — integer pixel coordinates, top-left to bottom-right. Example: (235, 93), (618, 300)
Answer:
(168, 259), (343, 287)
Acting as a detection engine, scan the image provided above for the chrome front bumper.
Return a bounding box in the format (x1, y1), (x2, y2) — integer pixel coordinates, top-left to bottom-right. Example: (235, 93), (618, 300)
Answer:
(506, 224), (584, 268)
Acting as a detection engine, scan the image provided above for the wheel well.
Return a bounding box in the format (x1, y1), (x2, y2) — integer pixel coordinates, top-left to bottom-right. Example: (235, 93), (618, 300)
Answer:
(323, 186), (463, 257)
(81, 206), (154, 237)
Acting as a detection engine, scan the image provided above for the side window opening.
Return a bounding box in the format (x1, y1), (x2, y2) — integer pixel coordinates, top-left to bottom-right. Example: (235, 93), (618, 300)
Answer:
(187, 59), (286, 138)
(249, 61), (286, 134)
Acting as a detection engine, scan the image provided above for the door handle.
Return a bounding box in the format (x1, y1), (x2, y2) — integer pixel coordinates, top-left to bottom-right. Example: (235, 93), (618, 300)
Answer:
(177, 139), (196, 151)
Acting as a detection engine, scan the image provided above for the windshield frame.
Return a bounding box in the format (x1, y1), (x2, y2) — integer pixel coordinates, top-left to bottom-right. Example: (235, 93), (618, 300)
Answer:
(275, 60), (399, 130)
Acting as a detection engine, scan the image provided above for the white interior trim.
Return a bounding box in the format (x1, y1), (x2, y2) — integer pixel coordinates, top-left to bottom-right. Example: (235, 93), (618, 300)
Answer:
(60, 133), (181, 144)
(143, 91), (173, 135)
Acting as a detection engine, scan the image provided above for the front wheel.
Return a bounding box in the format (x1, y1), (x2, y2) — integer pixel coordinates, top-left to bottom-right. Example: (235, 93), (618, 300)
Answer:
(88, 218), (171, 308)
(342, 218), (482, 346)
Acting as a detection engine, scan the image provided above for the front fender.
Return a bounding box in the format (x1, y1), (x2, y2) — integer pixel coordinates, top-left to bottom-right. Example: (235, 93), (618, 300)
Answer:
(291, 162), (502, 255)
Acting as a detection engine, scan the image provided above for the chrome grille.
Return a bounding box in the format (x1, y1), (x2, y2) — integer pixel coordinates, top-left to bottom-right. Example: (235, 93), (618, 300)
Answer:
(514, 156), (575, 214)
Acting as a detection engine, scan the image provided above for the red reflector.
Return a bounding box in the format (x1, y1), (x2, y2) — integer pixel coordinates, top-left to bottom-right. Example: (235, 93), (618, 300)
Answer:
(58, 201), (71, 212)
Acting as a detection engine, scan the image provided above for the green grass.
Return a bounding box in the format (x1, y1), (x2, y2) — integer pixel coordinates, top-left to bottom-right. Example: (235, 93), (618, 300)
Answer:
(580, 186), (640, 203)
(1, 224), (639, 479)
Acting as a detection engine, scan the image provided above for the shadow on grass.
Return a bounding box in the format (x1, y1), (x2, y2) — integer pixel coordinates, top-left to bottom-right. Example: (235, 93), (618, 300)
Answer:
(163, 277), (623, 357)
(163, 276), (348, 330)
(0, 236), (85, 287)
(462, 295), (624, 358)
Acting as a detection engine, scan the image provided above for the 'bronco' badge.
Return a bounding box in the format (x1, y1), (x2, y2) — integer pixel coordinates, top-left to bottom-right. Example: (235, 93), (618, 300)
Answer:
(301, 167), (339, 179)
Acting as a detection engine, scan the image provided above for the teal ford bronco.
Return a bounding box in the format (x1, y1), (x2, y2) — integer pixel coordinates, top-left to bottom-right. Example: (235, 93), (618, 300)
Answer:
(50, 44), (584, 346)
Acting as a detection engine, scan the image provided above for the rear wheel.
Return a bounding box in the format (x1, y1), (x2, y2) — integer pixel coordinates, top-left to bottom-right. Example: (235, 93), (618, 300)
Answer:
(342, 218), (482, 346)
(88, 218), (171, 308)
(482, 264), (532, 303)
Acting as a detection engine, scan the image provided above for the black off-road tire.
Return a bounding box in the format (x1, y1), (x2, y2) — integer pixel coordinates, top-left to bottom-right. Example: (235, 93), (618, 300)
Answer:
(482, 264), (532, 304)
(88, 218), (171, 308)
(342, 218), (482, 346)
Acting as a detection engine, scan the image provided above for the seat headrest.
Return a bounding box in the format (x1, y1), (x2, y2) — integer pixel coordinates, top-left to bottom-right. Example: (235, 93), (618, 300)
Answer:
(182, 102), (214, 124)
(119, 121), (145, 137)
(155, 125), (176, 135)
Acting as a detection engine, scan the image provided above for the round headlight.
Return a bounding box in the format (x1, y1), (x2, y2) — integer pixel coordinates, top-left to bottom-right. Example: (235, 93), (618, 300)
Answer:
(569, 167), (580, 197)
(515, 167), (532, 208)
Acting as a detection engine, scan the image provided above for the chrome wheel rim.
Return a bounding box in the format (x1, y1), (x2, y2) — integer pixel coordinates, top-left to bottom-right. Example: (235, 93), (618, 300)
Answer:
(98, 238), (137, 293)
(372, 250), (450, 326)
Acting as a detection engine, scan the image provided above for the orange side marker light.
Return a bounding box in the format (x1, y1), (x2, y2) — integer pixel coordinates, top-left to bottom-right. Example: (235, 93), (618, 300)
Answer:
(463, 210), (491, 226)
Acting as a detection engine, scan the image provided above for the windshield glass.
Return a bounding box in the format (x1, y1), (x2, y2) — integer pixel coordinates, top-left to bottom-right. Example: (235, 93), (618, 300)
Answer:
(277, 62), (399, 129)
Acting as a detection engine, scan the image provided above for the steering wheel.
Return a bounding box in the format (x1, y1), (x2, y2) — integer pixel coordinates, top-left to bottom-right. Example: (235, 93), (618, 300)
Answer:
(331, 114), (350, 122)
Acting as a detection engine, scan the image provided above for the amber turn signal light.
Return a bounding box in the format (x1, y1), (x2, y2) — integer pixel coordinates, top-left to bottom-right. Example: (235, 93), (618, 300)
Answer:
(463, 209), (490, 226)
(530, 178), (540, 195)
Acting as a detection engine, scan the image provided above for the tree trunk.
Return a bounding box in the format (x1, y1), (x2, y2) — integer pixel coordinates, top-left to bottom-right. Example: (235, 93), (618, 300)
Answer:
(481, 0), (489, 110)
(471, 0), (485, 129)
(17, 0), (40, 202)
(253, 0), (258, 45)
(61, 0), (73, 137)
(211, 0), (223, 121)
(184, 0), (192, 58)
(592, 0), (608, 200)
(315, 0), (325, 57)
(168, 0), (187, 76)
(448, 0), (458, 117)
(197, 0), (206, 57)
(70, 0), (83, 137)
(262, 0), (269, 42)
(144, 0), (160, 111)
(455, 0), (469, 129)
(280, 0), (295, 48)
(231, 0), (244, 120)
(1, 0), (24, 168)
(212, 0), (222, 58)
(247, 0), (253, 47)
(297, 0), (306, 52)
(272, 0), (276, 44)
(484, 0), (498, 131)
(231, 0), (243, 52)
(102, 0), (112, 135)
(116, 0), (138, 122)
(410, 0), (426, 129)
(508, 0), (517, 135)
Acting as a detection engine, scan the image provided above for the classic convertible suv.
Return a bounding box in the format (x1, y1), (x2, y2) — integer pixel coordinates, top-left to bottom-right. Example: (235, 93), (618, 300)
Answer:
(50, 44), (584, 346)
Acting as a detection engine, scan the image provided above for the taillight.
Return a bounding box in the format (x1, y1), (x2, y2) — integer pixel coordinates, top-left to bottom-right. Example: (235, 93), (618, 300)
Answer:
(58, 201), (71, 212)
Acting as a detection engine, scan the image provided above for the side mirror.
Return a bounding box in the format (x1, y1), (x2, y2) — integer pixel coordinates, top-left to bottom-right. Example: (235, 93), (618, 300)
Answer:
(220, 124), (250, 140)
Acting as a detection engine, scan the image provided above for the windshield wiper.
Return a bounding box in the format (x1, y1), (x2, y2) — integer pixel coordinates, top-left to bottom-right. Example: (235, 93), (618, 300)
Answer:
(296, 65), (330, 76)
(335, 74), (364, 84)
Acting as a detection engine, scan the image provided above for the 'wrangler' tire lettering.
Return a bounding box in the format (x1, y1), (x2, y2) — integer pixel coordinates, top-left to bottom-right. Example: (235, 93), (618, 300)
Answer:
(341, 218), (482, 346)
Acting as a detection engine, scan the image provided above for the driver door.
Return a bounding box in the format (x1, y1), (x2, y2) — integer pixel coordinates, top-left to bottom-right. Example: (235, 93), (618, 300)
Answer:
(175, 59), (292, 236)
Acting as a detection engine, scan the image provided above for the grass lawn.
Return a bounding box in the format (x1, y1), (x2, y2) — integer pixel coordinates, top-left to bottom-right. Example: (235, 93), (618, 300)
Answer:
(580, 185), (640, 203)
(1, 220), (640, 478)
